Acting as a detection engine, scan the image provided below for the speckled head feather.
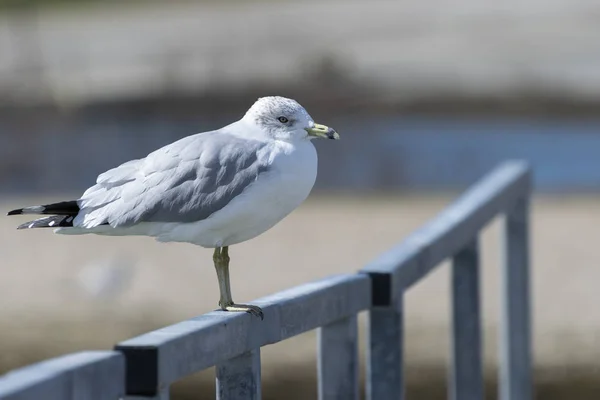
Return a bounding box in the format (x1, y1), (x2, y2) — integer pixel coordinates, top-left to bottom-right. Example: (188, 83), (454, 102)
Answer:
(243, 97), (314, 139)
(245, 96), (308, 120)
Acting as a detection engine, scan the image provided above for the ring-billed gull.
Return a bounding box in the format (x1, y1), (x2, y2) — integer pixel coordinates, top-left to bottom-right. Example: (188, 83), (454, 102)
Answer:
(7, 96), (339, 319)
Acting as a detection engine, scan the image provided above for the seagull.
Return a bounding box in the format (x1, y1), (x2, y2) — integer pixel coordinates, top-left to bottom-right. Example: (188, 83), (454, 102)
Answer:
(7, 96), (339, 319)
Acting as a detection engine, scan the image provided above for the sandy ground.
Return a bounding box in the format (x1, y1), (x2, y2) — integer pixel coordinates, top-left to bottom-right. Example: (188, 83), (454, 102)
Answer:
(1, 194), (600, 398)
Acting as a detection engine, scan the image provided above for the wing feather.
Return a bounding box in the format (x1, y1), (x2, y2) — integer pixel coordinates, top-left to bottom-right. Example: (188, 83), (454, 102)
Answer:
(75, 130), (270, 229)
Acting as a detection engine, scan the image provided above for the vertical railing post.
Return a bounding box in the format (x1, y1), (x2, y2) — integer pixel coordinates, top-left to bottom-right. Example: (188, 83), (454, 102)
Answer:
(450, 238), (483, 400)
(124, 388), (170, 400)
(366, 293), (404, 400)
(500, 197), (532, 400)
(216, 349), (262, 400)
(318, 315), (360, 400)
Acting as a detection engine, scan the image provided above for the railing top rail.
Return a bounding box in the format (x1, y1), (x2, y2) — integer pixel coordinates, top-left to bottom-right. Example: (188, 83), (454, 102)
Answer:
(0, 160), (533, 400)
(0, 351), (124, 400)
(115, 273), (370, 396)
(361, 160), (531, 306)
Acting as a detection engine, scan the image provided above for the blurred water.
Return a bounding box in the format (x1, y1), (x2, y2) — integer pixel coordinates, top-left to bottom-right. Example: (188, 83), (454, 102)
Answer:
(2, 113), (600, 194)
(331, 116), (600, 191)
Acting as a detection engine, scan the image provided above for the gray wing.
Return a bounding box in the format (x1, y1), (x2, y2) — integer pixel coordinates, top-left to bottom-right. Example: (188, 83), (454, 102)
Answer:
(75, 130), (270, 228)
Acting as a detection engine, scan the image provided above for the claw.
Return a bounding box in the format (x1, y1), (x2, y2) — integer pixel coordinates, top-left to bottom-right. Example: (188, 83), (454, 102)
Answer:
(219, 303), (264, 320)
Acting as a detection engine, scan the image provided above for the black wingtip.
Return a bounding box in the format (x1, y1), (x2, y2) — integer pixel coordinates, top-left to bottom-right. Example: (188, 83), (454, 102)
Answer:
(7, 209), (23, 216)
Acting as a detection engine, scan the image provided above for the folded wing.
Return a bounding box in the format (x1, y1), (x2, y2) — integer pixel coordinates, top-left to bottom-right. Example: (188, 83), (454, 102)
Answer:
(76, 131), (270, 229)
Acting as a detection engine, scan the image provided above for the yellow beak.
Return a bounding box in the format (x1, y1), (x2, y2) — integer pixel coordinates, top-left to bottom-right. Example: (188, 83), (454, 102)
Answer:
(306, 123), (340, 140)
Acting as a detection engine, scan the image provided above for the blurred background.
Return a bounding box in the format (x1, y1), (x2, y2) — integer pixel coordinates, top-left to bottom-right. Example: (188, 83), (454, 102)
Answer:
(1, 0), (600, 398)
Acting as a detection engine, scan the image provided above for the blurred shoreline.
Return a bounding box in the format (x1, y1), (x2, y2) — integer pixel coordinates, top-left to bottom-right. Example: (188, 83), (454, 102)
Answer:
(7, 90), (600, 118)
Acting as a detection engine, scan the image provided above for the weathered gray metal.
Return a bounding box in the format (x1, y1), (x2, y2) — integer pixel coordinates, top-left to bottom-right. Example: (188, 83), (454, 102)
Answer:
(318, 315), (360, 400)
(362, 160), (532, 400)
(450, 239), (483, 400)
(366, 296), (405, 400)
(216, 349), (262, 400)
(501, 197), (532, 400)
(361, 160), (531, 306)
(0, 351), (124, 400)
(124, 390), (168, 400)
(0, 161), (533, 400)
(115, 274), (370, 397)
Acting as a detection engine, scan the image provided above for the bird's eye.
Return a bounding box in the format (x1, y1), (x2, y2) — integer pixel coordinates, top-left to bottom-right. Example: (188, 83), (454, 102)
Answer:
(277, 116), (289, 123)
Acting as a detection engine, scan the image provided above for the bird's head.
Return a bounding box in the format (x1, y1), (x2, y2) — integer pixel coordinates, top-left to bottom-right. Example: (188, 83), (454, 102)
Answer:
(243, 96), (339, 142)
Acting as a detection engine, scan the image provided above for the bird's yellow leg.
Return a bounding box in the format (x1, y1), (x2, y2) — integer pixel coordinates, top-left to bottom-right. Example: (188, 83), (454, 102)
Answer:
(213, 246), (264, 319)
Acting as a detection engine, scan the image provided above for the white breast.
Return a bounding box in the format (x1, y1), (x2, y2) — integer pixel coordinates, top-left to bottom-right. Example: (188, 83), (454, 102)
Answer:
(156, 140), (318, 247)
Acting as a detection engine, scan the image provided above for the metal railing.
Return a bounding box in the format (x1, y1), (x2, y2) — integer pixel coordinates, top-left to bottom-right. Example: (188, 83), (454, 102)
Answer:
(0, 160), (532, 400)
